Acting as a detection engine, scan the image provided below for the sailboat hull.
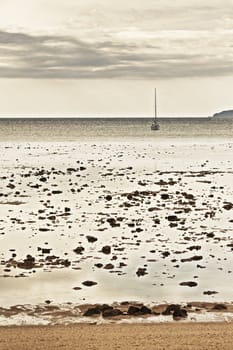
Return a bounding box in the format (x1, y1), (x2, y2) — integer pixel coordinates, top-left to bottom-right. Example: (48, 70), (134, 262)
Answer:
(151, 123), (160, 130)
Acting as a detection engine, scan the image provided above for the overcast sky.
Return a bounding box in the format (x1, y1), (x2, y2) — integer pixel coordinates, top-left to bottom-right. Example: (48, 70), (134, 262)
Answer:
(0, 0), (233, 117)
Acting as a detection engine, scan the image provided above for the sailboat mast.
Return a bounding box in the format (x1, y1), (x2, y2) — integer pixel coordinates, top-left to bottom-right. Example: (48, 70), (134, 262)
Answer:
(154, 88), (157, 120)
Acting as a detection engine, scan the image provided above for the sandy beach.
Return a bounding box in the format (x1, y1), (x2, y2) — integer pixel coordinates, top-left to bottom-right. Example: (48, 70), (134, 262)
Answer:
(1, 323), (233, 350)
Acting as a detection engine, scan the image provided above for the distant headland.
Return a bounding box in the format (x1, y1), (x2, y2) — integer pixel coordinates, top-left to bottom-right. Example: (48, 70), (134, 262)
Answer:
(212, 110), (233, 118)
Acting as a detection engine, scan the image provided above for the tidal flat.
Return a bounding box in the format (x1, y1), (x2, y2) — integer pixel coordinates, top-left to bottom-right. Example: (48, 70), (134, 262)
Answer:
(0, 139), (233, 325)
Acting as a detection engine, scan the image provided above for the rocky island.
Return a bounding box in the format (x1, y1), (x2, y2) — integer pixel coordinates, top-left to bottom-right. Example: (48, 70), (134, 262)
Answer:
(212, 109), (233, 118)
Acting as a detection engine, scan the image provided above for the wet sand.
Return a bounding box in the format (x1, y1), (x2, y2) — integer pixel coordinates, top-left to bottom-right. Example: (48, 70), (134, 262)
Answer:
(1, 323), (233, 350)
(1, 138), (233, 327)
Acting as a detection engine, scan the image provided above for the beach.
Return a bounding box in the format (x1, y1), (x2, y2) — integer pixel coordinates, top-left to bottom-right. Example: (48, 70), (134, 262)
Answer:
(0, 118), (233, 326)
(1, 323), (233, 350)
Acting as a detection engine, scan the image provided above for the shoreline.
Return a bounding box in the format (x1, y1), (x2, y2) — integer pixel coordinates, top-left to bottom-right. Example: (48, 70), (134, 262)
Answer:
(0, 301), (233, 326)
(1, 323), (233, 350)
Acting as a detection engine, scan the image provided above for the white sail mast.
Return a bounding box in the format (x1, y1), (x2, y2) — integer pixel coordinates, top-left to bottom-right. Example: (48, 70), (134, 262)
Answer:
(154, 88), (157, 120)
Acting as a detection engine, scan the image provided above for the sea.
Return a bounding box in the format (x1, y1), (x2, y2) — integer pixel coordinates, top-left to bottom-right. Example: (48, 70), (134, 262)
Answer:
(0, 117), (232, 141)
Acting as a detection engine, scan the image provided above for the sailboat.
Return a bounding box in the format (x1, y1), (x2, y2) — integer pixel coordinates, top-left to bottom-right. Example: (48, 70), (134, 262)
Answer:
(151, 88), (160, 130)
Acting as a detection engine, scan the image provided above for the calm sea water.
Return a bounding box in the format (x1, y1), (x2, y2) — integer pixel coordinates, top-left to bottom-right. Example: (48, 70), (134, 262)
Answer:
(0, 117), (232, 141)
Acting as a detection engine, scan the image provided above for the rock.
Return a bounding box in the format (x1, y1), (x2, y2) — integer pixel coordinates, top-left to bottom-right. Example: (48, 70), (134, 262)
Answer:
(162, 304), (181, 315)
(203, 291), (218, 295)
(182, 192), (194, 200)
(206, 233), (215, 238)
(161, 193), (169, 200)
(173, 308), (188, 320)
(7, 183), (15, 189)
(66, 168), (76, 172)
(181, 256), (203, 263)
(103, 308), (123, 317)
(51, 190), (63, 194)
(162, 251), (170, 258)
(41, 248), (51, 254)
(104, 263), (114, 270)
(99, 304), (113, 312)
(188, 245), (201, 251)
(39, 177), (47, 182)
(136, 267), (147, 277)
(180, 281), (198, 287)
(86, 235), (98, 243)
(83, 307), (101, 316)
(73, 246), (85, 255)
(105, 195), (112, 201)
(82, 280), (98, 287)
(223, 202), (233, 210)
(106, 218), (120, 227)
(212, 304), (227, 310)
(140, 305), (152, 314)
(127, 306), (141, 315)
(95, 263), (103, 268)
(17, 255), (35, 269)
(167, 215), (179, 222)
(101, 246), (111, 254)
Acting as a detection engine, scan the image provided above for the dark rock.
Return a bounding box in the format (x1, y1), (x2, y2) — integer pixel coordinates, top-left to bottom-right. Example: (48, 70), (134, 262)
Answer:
(203, 291), (218, 295)
(99, 304), (113, 312)
(82, 280), (97, 287)
(17, 255), (35, 270)
(136, 267), (147, 277)
(188, 245), (201, 251)
(39, 248), (51, 254)
(103, 308), (123, 317)
(83, 307), (101, 316)
(101, 245), (111, 254)
(51, 190), (63, 194)
(127, 306), (141, 315)
(167, 215), (179, 222)
(162, 304), (181, 315)
(206, 233), (215, 238)
(86, 235), (98, 243)
(106, 218), (120, 227)
(212, 304), (227, 310)
(67, 168), (76, 172)
(140, 305), (152, 314)
(180, 281), (198, 287)
(162, 251), (170, 258)
(105, 195), (112, 201)
(173, 308), (188, 320)
(104, 263), (114, 270)
(95, 263), (103, 268)
(73, 246), (85, 255)
(223, 202), (233, 210)
(181, 256), (203, 263)
(161, 193), (169, 200)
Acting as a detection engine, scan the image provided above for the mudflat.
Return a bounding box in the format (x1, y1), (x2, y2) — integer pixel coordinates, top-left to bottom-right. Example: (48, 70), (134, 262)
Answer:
(0, 323), (233, 350)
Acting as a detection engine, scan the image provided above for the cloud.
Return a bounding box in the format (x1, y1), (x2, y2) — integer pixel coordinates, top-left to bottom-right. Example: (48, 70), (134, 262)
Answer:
(0, 29), (232, 79)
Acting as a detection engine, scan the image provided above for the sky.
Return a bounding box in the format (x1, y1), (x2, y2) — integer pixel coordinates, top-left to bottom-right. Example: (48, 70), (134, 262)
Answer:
(0, 0), (233, 117)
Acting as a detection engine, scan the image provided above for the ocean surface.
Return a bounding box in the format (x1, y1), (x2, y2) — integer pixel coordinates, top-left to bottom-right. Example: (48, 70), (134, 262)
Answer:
(0, 117), (232, 141)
